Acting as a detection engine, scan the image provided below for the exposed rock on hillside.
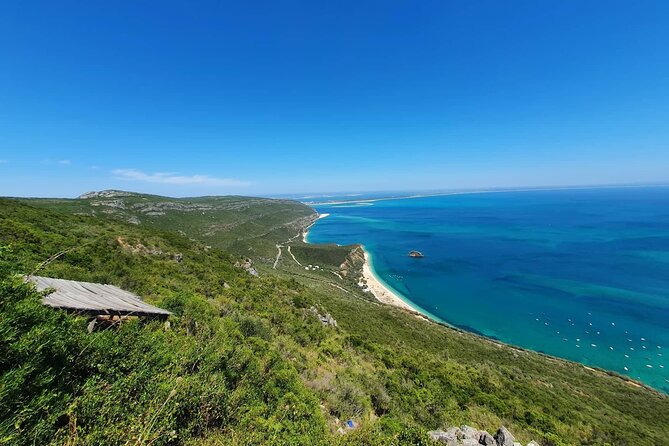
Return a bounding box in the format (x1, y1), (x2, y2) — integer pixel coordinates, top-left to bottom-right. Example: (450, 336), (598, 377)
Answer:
(308, 306), (338, 327)
(90, 199), (127, 209)
(429, 425), (533, 446)
(79, 190), (135, 199)
(494, 426), (516, 446)
(339, 245), (365, 278)
(235, 258), (259, 276)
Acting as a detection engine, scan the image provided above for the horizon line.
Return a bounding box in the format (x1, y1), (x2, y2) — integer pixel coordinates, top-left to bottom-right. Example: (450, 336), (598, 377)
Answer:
(2, 181), (669, 201)
(301, 183), (669, 206)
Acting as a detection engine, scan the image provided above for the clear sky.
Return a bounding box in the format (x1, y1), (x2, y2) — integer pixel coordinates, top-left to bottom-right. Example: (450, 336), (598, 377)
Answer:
(1, 1), (668, 197)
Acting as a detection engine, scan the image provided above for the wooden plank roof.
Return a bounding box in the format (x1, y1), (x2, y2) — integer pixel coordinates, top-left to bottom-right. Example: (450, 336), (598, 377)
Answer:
(29, 276), (171, 318)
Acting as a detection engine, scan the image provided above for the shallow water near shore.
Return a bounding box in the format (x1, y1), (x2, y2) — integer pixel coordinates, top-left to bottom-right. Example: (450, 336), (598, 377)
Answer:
(306, 187), (669, 392)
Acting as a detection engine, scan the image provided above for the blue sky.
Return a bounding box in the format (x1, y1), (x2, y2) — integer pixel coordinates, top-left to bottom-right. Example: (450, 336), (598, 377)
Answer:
(1, 1), (668, 197)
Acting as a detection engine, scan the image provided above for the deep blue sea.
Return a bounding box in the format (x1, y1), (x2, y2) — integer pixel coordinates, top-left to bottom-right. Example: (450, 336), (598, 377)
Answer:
(306, 187), (669, 393)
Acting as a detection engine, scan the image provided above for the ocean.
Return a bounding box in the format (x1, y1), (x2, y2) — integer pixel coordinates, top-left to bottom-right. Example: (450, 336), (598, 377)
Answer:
(305, 187), (669, 393)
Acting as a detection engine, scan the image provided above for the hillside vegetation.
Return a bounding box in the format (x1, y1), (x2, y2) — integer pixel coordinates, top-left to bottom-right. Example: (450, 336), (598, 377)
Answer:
(1, 197), (668, 445)
(23, 190), (316, 257)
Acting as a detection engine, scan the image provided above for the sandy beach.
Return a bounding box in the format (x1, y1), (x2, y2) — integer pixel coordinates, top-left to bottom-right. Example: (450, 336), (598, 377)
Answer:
(361, 249), (416, 311)
(304, 213), (423, 314)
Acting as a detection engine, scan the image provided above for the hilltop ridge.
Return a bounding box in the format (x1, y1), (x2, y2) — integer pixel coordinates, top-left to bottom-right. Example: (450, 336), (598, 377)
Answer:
(22, 191), (317, 257)
(78, 189), (142, 199)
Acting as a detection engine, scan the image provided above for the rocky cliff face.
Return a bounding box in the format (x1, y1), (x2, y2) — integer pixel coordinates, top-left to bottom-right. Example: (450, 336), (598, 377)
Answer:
(307, 306), (338, 327)
(339, 245), (365, 278)
(429, 425), (537, 446)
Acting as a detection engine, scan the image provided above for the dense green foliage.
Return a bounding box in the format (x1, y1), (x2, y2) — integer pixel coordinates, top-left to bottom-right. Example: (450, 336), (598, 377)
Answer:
(289, 244), (355, 269)
(1, 198), (668, 445)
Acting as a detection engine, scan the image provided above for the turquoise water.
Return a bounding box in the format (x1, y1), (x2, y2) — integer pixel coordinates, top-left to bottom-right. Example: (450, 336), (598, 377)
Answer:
(306, 187), (669, 392)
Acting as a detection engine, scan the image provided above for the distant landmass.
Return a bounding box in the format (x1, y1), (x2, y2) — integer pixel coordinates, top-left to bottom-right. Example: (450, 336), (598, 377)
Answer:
(22, 189), (316, 257)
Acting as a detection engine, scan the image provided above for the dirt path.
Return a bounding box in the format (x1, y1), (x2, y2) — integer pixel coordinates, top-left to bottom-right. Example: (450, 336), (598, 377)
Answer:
(274, 227), (308, 269)
(273, 244), (282, 269)
(286, 246), (302, 266)
(330, 283), (351, 294)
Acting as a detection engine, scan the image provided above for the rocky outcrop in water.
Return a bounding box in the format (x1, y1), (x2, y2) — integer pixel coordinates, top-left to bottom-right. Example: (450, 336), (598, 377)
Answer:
(428, 425), (534, 446)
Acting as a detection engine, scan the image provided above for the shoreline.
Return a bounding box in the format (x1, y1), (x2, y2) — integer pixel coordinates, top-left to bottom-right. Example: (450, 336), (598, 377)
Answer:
(302, 212), (329, 243)
(301, 211), (443, 321)
(359, 248), (661, 395)
(360, 247), (446, 323)
(360, 249), (415, 311)
(300, 216), (664, 395)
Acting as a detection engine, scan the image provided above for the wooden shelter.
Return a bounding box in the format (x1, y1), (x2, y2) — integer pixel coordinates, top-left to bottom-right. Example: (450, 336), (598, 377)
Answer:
(29, 276), (171, 320)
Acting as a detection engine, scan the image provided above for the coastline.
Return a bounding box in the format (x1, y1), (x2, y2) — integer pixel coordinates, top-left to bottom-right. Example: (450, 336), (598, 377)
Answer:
(360, 247), (447, 324)
(301, 212), (663, 395)
(360, 248), (660, 394)
(302, 211), (444, 322)
(360, 249), (415, 311)
(302, 212), (330, 243)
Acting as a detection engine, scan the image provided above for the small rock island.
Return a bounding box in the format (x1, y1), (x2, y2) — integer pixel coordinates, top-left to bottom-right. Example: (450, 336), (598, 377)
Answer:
(408, 250), (424, 258)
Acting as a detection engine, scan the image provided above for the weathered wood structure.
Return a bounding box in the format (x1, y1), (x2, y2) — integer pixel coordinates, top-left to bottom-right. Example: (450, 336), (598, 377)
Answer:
(29, 276), (171, 320)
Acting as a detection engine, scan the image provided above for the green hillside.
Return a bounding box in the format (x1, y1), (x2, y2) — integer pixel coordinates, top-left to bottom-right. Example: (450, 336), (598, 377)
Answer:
(1, 198), (668, 445)
(22, 190), (316, 258)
